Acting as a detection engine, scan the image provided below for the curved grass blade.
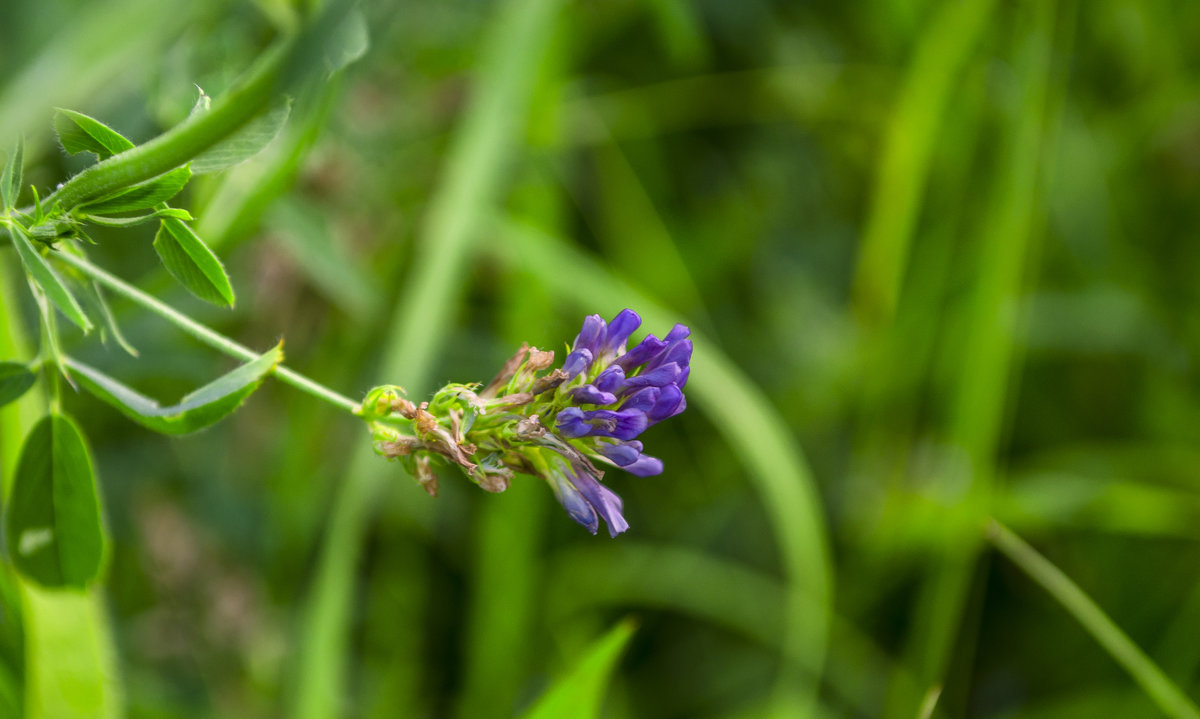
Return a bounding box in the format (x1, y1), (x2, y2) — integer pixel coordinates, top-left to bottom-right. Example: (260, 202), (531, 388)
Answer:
(4, 413), (105, 589)
(0, 362), (36, 407)
(153, 216), (236, 307)
(54, 109), (134, 159)
(988, 520), (1200, 719)
(65, 343), (281, 435)
(76, 165), (190, 215)
(9, 223), (92, 333)
(517, 619), (636, 719)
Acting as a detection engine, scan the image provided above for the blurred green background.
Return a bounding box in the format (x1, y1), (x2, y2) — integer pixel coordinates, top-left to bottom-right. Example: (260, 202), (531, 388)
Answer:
(3, 0), (1200, 717)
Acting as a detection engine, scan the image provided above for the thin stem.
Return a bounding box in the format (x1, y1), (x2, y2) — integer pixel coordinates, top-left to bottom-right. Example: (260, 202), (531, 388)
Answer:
(55, 250), (362, 416)
(986, 520), (1200, 719)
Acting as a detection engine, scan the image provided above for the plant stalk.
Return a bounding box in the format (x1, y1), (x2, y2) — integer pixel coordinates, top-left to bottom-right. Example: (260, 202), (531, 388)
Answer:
(55, 250), (361, 416)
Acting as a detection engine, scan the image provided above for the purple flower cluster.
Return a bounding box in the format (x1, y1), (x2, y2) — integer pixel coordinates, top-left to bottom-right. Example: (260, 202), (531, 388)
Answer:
(547, 309), (692, 536)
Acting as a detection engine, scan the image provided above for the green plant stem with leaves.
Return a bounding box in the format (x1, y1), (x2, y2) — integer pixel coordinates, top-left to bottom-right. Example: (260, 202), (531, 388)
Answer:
(54, 251), (361, 416)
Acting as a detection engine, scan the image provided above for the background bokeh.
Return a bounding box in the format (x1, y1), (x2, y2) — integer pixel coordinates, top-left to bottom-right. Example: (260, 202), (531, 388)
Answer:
(3, 0), (1200, 717)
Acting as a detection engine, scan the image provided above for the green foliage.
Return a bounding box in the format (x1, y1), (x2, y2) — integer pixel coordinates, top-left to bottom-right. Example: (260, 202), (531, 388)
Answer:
(0, 363), (36, 407)
(8, 223), (92, 333)
(67, 344), (282, 435)
(4, 413), (104, 589)
(190, 99), (291, 174)
(75, 165), (191, 216)
(1, 140), (22, 210)
(3, 1), (1200, 718)
(152, 216), (236, 306)
(517, 619), (636, 719)
(54, 109), (134, 158)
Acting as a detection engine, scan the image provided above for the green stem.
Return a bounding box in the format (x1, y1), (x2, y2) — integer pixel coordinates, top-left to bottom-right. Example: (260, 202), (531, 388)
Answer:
(45, 45), (286, 211)
(55, 250), (361, 416)
(987, 520), (1200, 719)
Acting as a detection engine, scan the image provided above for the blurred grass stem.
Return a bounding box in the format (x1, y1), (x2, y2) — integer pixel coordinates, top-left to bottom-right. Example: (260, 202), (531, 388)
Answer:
(987, 520), (1200, 719)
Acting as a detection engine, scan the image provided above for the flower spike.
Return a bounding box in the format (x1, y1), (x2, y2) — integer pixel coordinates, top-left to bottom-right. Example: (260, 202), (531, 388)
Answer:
(362, 309), (692, 537)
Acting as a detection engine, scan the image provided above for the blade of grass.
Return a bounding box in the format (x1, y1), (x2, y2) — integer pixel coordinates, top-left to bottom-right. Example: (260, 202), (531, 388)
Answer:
(491, 217), (833, 716)
(987, 520), (1200, 719)
(886, 2), (1062, 714)
(287, 1), (567, 717)
(851, 0), (998, 328)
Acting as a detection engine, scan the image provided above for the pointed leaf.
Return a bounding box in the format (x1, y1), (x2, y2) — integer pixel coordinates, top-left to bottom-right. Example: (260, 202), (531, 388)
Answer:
(5, 413), (105, 588)
(0, 362), (36, 407)
(1, 139), (22, 210)
(53, 109), (134, 159)
(76, 165), (190, 215)
(65, 344), (282, 435)
(518, 619), (636, 719)
(190, 100), (291, 174)
(78, 281), (137, 357)
(153, 217), (235, 306)
(9, 224), (92, 333)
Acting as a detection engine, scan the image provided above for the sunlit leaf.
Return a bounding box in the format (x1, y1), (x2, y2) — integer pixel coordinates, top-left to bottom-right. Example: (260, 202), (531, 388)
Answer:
(190, 100), (292, 174)
(66, 344), (282, 435)
(4, 413), (105, 589)
(9, 223), (92, 333)
(1, 139), (21, 210)
(76, 165), (190, 215)
(518, 619), (636, 719)
(53, 109), (134, 159)
(153, 217), (236, 306)
(0, 362), (36, 407)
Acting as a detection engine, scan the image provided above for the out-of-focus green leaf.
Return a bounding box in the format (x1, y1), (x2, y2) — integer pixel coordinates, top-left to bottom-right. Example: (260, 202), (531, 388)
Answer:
(53, 109), (134, 159)
(66, 344), (282, 435)
(76, 165), (190, 215)
(0, 363), (36, 407)
(190, 100), (292, 174)
(78, 281), (137, 357)
(325, 9), (369, 73)
(517, 619), (636, 719)
(4, 413), (105, 589)
(9, 224), (92, 333)
(1, 139), (22, 210)
(153, 216), (236, 306)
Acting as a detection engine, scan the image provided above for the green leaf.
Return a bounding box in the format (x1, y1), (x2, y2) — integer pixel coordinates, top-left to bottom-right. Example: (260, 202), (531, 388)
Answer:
(53, 109), (134, 159)
(153, 216), (236, 306)
(518, 619), (636, 719)
(65, 344), (282, 435)
(9, 223), (92, 333)
(1, 139), (22, 210)
(0, 362), (36, 407)
(326, 10), (370, 74)
(83, 206), (192, 229)
(76, 165), (190, 215)
(78, 280), (137, 357)
(190, 100), (291, 174)
(5, 413), (105, 589)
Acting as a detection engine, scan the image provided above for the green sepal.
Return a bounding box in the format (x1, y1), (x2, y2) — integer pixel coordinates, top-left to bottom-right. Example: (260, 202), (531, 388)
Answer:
(153, 217), (236, 307)
(9, 223), (92, 333)
(4, 413), (106, 589)
(66, 343), (282, 435)
(53, 109), (135, 159)
(0, 362), (36, 407)
(75, 165), (190, 215)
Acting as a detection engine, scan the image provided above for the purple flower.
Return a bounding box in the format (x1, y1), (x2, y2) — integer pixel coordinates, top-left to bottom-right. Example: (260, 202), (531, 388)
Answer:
(538, 309), (692, 534)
